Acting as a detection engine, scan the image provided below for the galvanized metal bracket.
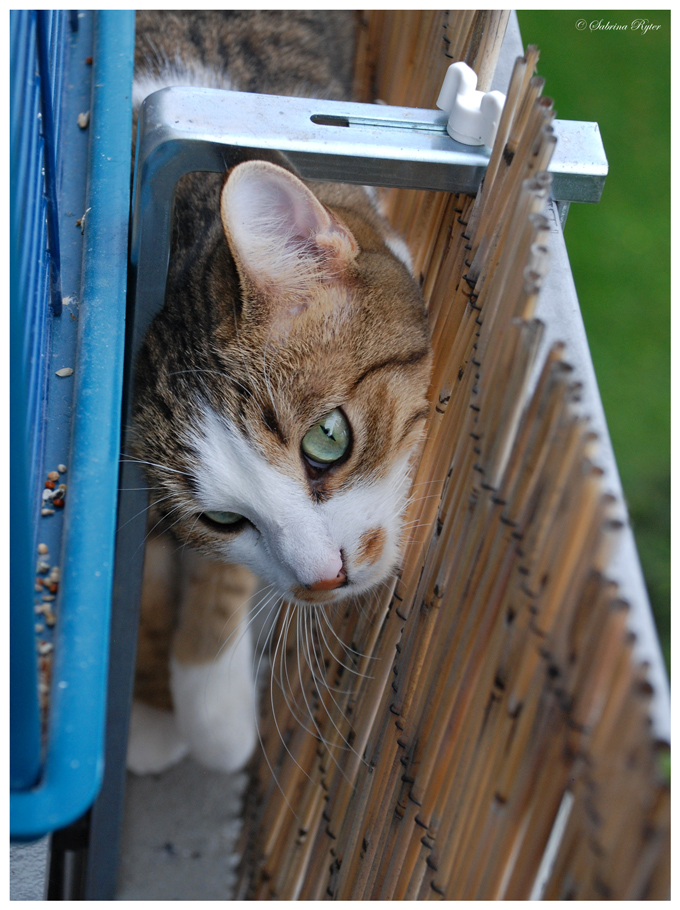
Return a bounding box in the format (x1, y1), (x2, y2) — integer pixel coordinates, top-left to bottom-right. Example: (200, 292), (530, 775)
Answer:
(130, 87), (607, 361)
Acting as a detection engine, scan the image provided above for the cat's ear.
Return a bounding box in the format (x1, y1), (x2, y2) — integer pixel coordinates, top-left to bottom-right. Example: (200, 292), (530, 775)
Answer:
(220, 161), (359, 295)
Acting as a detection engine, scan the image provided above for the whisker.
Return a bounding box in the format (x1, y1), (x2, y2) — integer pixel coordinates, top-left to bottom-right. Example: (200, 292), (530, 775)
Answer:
(120, 454), (194, 478)
(302, 609), (359, 754)
(273, 604), (318, 731)
(294, 607), (330, 744)
(310, 609), (367, 716)
(203, 584), (279, 715)
(297, 610), (353, 782)
(409, 476), (450, 488)
(254, 592), (282, 658)
(314, 609), (375, 680)
(303, 608), (354, 696)
(117, 490), (177, 533)
(268, 603), (318, 787)
(277, 608), (333, 738)
(316, 603), (379, 663)
(117, 485), (167, 492)
(132, 501), (189, 560)
(213, 583), (278, 665)
(177, 511), (206, 555)
(250, 598), (302, 821)
(405, 491), (445, 505)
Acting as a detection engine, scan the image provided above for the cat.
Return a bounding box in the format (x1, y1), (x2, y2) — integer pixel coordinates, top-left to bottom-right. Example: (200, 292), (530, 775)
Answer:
(126, 11), (432, 775)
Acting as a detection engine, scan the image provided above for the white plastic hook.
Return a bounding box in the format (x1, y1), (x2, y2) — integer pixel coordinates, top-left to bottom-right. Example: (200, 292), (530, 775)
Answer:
(436, 61), (506, 148)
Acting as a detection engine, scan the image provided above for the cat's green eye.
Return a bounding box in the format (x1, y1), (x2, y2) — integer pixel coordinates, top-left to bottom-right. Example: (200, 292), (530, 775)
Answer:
(301, 408), (351, 466)
(202, 510), (243, 526)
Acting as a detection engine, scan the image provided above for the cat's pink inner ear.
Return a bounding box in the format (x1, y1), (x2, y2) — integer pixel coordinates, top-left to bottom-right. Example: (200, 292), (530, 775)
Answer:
(220, 161), (359, 293)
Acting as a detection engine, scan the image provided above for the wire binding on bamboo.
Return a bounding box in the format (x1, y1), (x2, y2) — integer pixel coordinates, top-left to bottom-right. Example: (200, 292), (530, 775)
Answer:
(236, 11), (669, 901)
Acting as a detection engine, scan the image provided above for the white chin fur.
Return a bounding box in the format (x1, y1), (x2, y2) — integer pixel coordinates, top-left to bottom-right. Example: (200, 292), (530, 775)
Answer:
(170, 622), (257, 773)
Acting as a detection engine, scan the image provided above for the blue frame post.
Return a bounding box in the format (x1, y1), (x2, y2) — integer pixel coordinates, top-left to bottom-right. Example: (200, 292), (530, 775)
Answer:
(10, 9), (135, 842)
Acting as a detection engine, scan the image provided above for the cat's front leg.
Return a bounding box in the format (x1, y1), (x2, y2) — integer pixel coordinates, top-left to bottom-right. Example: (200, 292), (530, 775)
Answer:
(171, 553), (258, 772)
(127, 700), (190, 774)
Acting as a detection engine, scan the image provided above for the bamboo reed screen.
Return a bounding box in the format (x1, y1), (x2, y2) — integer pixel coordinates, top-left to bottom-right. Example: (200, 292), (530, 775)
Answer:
(236, 11), (670, 900)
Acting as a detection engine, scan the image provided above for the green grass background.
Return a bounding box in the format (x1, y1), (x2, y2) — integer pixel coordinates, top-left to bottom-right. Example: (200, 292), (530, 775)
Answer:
(515, 11), (670, 669)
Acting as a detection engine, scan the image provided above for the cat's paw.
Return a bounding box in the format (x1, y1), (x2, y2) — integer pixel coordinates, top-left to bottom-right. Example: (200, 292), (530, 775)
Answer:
(170, 627), (257, 773)
(126, 700), (190, 775)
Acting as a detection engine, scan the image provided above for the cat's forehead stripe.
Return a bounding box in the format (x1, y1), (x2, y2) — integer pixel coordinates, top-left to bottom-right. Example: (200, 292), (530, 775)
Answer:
(398, 405), (431, 445)
(351, 346), (431, 391)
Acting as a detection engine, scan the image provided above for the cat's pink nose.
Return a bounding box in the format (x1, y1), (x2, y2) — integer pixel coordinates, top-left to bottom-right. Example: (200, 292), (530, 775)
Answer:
(307, 567), (347, 592)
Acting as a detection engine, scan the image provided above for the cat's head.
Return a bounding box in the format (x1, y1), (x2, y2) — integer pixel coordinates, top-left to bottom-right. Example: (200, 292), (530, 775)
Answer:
(133, 160), (432, 605)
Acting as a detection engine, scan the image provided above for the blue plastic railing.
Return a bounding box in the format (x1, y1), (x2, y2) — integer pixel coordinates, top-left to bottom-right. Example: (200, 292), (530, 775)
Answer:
(10, 10), (135, 841)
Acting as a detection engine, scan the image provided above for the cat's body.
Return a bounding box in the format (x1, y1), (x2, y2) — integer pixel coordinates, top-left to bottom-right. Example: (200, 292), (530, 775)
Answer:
(127, 11), (432, 774)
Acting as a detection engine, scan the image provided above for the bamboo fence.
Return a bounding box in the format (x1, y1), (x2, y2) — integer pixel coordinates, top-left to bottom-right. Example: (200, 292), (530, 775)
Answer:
(236, 11), (670, 900)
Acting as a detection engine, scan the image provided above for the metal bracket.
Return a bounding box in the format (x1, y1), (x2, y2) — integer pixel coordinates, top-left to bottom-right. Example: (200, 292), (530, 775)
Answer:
(130, 87), (607, 361)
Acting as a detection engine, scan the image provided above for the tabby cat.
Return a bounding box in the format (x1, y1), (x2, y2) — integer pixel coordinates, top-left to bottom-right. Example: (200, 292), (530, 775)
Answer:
(127, 11), (432, 774)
